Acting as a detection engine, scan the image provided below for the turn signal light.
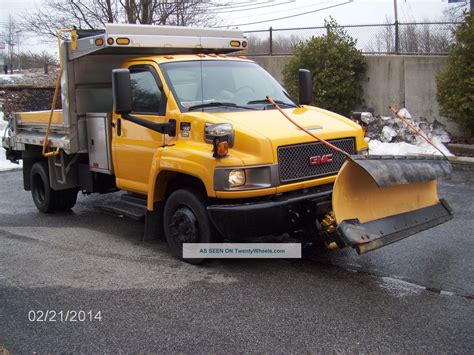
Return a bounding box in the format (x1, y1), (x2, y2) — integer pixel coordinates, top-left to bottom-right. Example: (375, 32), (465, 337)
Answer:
(95, 38), (104, 46)
(216, 141), (229, 157)
(116, 37), (130, 45)
(230, 40), (241, 47)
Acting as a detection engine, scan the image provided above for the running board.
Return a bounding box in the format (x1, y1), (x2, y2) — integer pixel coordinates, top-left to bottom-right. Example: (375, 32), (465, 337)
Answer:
(101, 194), (147, 221)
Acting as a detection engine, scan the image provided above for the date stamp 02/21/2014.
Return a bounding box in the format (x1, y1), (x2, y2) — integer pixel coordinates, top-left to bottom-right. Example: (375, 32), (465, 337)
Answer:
(28, 310), (103, 322)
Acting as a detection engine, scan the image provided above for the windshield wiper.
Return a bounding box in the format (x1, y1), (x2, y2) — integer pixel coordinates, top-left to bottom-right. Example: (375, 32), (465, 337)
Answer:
(188, 102), (257, 111)
(247, 99), (297, 108)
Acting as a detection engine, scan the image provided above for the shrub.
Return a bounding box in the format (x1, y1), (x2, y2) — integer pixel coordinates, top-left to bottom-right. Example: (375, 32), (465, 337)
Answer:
(282, 18), (367, 117)
(436, 12), (474, 135)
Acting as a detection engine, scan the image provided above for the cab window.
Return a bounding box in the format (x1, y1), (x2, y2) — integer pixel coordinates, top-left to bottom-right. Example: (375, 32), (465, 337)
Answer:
(130, 69), (163, 114)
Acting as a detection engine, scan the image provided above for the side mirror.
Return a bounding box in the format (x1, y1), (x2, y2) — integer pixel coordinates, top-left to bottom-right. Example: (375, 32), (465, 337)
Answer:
(112, 68), (132, 115)
(298, 69), (313, 105)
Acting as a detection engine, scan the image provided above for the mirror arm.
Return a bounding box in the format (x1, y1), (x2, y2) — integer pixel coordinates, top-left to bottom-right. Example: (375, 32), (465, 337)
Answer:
(122, 113), (176, 136)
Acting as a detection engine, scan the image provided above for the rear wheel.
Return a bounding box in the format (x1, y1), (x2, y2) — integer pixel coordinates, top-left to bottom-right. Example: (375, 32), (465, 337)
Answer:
(30, 161), (56, 213)
(30, 161), (78, 213)
(55, 188), (79, 212)
(163, 189), (213, 264)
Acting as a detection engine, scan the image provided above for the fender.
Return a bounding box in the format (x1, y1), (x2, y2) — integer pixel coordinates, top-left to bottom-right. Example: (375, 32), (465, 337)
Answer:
(146, 146), (242, 210)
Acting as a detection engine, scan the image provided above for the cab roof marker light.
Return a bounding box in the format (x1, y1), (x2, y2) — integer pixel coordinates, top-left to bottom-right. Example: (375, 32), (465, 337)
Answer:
(116, 37), (130, 45)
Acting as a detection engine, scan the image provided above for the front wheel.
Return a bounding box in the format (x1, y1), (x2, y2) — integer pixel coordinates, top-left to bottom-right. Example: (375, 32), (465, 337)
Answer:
(163, 189), (213, 264)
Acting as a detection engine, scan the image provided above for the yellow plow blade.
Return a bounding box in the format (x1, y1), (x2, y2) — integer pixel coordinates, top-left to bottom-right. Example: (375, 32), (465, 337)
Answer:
(332, 156), (453, 254)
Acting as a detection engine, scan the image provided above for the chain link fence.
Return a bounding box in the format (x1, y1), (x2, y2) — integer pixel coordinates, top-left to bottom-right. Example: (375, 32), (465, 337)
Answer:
(244, 22), (461, 56)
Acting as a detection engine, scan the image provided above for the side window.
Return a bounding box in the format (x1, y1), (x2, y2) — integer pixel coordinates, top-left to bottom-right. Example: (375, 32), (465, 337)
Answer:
(130, 69), (163, 114)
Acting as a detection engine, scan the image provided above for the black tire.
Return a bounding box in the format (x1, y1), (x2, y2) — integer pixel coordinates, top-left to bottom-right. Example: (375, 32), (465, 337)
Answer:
(55, 188), (79, 212)
(30, 161), (57, 213)
(163, 188), (213, 264)
(30, 161), (79, 213)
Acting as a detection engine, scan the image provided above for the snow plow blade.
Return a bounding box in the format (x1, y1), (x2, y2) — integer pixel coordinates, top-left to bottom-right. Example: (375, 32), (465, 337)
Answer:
(332, 156), (453, 255)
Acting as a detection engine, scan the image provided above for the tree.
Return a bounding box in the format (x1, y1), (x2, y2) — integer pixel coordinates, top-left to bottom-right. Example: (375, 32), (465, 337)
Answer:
(246, 33), (302, 55)
(444, 0), (470, 22)
(17, 51), (58, 73)
(0, 16), (19, 73)
(366, 16), (395, 53)
(436, 11), (474, 135)
(24, 0), (220, 38)
(282, 18), (367, 117)
(366, 17), (455, 54)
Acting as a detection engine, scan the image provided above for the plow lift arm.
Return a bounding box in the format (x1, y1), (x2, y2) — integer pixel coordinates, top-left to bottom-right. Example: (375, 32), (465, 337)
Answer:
(265, 94), (453, 255)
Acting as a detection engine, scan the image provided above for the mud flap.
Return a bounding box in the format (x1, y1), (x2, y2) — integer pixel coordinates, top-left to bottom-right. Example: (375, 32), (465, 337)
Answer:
(332, 155), (453, 254)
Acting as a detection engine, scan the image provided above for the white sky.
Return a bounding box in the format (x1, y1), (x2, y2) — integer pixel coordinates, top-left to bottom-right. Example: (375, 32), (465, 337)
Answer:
(0, 0), (468, 54)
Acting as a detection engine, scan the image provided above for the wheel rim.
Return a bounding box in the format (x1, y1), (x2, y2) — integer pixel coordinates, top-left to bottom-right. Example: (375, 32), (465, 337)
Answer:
(169, 206), (200, 245)
(33, 173), (46, 204)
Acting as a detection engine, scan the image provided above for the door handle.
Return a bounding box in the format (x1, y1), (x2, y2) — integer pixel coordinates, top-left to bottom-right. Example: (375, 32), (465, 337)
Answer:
(116, 118), (122, 136)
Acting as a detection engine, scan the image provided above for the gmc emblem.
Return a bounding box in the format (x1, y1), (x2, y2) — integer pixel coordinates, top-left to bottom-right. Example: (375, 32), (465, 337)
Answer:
(309, 154), (333, 165)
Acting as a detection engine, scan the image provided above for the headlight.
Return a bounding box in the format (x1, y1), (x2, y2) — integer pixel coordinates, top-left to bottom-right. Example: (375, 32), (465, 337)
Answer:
(228, 169), (246, 187)
(214, 165), (277, 191)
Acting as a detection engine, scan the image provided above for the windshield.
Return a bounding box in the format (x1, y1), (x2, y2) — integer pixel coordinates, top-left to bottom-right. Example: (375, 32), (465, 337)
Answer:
(160, 60), (296, 111)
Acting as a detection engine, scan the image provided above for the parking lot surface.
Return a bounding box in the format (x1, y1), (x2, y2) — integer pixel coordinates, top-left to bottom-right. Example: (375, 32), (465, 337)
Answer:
(1, 168), (473, 352)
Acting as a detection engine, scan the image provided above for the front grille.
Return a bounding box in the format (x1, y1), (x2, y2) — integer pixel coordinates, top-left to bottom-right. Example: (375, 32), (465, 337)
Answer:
(278, 138), (355, 183)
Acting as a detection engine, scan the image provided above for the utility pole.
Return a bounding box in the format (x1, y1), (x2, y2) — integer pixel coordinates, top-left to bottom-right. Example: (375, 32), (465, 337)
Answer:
(394, 0), (399, 53)
(2, 16), (16, 74)
(16, 30), (21, 72)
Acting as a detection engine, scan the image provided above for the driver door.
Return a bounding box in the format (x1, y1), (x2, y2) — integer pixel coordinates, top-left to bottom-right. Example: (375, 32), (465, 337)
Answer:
(112, 64), (167, 194)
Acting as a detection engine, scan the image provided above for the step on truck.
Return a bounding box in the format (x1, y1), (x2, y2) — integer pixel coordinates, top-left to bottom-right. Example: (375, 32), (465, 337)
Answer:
(2, 24), (453, 263)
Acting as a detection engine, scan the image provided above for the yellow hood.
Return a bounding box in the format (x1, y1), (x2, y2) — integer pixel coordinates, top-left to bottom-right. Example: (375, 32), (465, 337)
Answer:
(213, 106), (361, 145)
(183, 105), (365, 165)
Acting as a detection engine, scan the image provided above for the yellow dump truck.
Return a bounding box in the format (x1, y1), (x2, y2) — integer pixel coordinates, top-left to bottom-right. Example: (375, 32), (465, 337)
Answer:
(2, 24), (453, 262)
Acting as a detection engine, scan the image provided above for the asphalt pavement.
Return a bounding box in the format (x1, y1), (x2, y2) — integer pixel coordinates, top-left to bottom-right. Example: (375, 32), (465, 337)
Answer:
(0, 168), (473, 353)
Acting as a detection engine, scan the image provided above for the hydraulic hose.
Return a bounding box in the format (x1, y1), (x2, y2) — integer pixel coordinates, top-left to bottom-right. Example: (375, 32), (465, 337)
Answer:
(389, 106), (449, 160)
(265, 96), (352, 159)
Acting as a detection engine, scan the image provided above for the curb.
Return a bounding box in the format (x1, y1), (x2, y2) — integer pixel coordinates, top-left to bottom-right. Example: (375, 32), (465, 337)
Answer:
(447, 143), (474, 157)
(448, 156), (474, 170)
(0, 167), (22, 173)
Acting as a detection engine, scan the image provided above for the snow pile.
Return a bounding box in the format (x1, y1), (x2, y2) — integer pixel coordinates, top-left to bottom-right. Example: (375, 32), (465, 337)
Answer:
(0, 73), (25, 84)
(369, 139), (453, 157)
(0, 115), (22, 172)
(361, 109), (453, 157)
(0, 68), (57, 87)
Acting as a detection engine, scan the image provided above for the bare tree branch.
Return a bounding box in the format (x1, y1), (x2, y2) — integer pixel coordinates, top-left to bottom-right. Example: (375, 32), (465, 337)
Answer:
(22, 0), (219, 36)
